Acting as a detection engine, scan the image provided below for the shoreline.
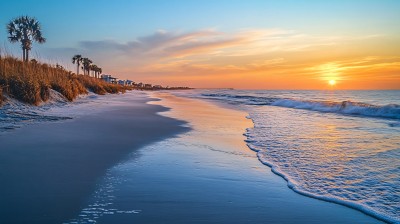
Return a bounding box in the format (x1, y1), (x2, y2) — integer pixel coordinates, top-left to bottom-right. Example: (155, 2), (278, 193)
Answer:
(0, 91), (189, 223)
(63, 92), (383, 224)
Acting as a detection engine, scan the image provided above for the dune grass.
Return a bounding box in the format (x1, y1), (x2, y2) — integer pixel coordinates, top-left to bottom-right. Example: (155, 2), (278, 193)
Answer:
(0, 85), (3, 105)
(0, 55), (130, 105)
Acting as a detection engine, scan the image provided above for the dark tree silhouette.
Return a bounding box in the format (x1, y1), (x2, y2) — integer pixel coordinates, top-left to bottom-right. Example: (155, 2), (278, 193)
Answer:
(72, 54), (83, 75)
(81, 58), (92, 76)
(7, 16), (46, 62)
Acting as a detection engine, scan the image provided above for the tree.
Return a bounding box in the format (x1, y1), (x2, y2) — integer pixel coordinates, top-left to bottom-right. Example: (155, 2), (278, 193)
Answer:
(7, 16), (46, 62)
(90, 65), (102, 78)
(81, 58), (92, 76)
(97, 67), (103, 79)
(89, 64), (96, 77)
(72, 54), (83, 75)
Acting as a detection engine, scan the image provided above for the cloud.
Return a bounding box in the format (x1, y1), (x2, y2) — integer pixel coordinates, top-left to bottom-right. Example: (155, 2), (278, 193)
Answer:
(79, 28), (331, 61)
(78, 29), (227, 57)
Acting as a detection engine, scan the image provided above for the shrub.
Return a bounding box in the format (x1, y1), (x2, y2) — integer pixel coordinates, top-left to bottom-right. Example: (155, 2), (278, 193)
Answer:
(40, 81), (50, 102)
(8, 76), (41, 105)
(0, 86), (3, 104)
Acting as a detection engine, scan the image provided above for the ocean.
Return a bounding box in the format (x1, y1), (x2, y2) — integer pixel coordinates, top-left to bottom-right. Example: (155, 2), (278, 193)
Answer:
(171, 89), (400, 223)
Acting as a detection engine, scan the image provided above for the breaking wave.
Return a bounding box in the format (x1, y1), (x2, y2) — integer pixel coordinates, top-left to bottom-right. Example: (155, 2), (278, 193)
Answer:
(201, 93), (400, 120)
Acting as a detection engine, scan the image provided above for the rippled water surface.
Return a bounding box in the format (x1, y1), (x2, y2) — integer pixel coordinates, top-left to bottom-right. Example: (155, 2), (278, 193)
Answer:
(172, 89), (400, 223)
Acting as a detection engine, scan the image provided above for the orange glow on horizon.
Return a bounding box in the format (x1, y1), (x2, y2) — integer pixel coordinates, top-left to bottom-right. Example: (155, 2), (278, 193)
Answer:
(106, 29), (400, 90)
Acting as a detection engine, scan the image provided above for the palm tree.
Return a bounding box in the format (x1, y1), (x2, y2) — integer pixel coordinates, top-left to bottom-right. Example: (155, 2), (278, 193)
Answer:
(93, 65), (101, 78)
(72, 54), (83, 75)
(81, 58), (92, 76)
(92, 65), (102, 78)
(97, 67), (103, 79)
(7, 16), (46, 62)
(89, 64), (97, 77)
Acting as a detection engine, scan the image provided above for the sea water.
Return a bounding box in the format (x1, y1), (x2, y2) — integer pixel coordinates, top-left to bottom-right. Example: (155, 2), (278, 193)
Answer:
(172, 89), (400, 223)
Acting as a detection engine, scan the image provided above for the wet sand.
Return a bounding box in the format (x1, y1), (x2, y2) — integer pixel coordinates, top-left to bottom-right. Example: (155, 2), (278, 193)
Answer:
(0, 92), (188, 223)
(67, 92), (384, 224)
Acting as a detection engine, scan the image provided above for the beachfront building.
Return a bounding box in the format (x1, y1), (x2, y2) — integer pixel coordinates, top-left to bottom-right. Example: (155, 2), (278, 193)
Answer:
(136, 82), (143, 88)
(153, 85), (163, 89)
(126, 80), (134, 86)
(144, 84), (152, 89)
(101, 74), (117, 84)
(117, 80), (126, 85)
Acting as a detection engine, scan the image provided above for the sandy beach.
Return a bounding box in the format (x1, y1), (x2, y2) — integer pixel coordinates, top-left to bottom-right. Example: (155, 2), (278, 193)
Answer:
(0, 92), (188, 223)
(0, 91), (379, 224)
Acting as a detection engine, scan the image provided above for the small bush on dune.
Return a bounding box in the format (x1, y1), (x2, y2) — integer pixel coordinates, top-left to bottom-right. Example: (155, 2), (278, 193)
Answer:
(77, 75), (107, 95)
(77, 74), (128, 95)
(0, 86), (3, 104)
(7, 76), (41, 105)
(40, 81), (50, 102)
(103, 85), (119, 94)
(0, 56), (129, 105)
(70, 78), (88, 97)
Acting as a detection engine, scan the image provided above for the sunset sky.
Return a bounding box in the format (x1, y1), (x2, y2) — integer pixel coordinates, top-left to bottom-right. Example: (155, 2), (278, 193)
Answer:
(1, 0), (399, 89)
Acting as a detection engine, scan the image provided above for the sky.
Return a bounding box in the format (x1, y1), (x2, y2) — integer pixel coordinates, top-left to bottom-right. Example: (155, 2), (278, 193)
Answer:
(0, 0), (399, 89)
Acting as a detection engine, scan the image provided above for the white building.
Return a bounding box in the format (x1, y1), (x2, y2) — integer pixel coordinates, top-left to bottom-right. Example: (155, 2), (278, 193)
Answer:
(101, 74), (117, 84)
(126, 80), (134, 86)
(117, 80), (126, 85)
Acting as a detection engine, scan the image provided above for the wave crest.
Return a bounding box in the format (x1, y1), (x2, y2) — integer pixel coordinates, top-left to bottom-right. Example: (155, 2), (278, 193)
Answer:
(201, 93), (400, 119)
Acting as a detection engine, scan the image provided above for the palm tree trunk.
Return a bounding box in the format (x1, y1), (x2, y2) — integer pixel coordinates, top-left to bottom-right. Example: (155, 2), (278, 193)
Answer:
(26, 50), (29, 62)
(22, 49), (25, 62)
(77, 63), (79, 75)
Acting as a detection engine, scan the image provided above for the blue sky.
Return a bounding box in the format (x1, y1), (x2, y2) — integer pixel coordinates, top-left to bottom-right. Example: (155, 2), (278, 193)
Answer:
(1, 0), (399, 89)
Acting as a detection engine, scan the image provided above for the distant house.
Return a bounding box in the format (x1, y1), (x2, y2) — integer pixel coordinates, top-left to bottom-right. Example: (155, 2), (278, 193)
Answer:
(126, 80), (134, 86)
(153, 85), (162, 89)
(136, 82), (143, 88)
(117, 80), (126, 85)
(144, 84), (152, 89)
(101, 74), (117, 84)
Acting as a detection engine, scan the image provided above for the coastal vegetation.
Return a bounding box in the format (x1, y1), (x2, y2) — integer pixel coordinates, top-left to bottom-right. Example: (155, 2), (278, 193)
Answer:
(0, 84), (2, 104)
(0, 55), (129, 105)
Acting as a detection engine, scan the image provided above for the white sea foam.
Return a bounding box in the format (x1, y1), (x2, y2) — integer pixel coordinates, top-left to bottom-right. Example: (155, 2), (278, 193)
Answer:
(246, 104), (400, 224)
(271, 99), (400, 119)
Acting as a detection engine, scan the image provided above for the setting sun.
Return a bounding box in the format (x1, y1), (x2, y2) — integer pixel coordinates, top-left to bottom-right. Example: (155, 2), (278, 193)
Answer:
(329, 80), (336, 86)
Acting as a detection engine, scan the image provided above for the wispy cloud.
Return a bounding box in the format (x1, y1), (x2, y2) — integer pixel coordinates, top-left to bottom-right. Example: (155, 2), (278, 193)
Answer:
(79, 28), (342, 61)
